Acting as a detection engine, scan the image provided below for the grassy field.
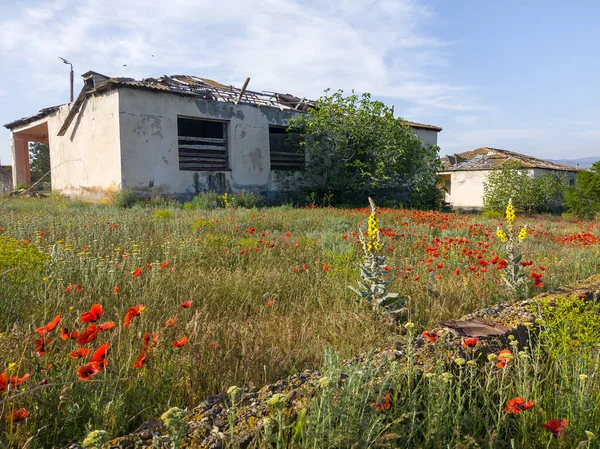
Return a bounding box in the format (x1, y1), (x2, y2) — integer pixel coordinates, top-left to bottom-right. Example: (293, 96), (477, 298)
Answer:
(1, 196), (600, 447)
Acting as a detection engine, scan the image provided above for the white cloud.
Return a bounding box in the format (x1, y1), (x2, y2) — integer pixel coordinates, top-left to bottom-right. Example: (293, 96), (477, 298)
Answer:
(0, 0), (482, 111)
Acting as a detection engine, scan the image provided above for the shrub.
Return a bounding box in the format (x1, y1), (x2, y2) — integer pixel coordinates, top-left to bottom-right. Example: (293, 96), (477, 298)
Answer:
(153, 209), (173, 219)
(233, 191), (261, 209)
(113, 188), (138, 208)
(483, 162), (568, 214)
(482, 209), (502, 219)
(191, 191), (221, 210)
(565, 161), (600, 218)
(279, 90), (443, 209)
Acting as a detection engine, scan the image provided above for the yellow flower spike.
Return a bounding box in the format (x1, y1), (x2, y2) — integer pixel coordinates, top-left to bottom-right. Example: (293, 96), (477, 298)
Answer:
(496, 228), (508, 243)
(505, 201), (516, 225)
(518, 227), (528, 242)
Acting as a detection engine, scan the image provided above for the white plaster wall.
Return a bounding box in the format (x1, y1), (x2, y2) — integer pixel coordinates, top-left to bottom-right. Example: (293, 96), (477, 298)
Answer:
(411, 128), (438, 147)
(443, 170), (488, 208)
(117, 88), (300, 195)
(444, 168), (576, 209)
(47, 91), (121, 196)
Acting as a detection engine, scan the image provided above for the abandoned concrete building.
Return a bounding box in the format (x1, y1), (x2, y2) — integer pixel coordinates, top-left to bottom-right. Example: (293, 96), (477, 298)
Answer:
(4, 71), (442, 198)
(440, 147), (577, 209)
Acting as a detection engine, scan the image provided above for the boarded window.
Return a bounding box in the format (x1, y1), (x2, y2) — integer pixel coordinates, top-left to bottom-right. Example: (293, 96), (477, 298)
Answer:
(178, 117), (228, 171)
(269, 126), (304, 170)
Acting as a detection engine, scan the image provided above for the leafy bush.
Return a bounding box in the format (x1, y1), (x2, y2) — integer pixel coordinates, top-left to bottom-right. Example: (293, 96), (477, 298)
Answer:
(113, 188), (138, 208)
(233, 191), (261, 209)
(153, 209), (173, 219)
(190, 191), (221, 209)
(482, 209), (502, 219)
(483, 162), (568, 214)
(279, 90), (443, 209)
(565, 161), (600, 218)
(0, 236), (48, 284)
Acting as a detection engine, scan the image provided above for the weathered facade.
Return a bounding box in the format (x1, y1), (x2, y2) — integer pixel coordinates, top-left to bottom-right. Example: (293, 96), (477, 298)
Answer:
(440, 147), (577, 209)
(4, 71), (442, 199)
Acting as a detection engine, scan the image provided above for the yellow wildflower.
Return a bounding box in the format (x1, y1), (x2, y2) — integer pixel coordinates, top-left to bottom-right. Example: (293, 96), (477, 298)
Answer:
(506, 201), (516, 225)
(518, 227), (528, 242)
(496, 228), (508, 243)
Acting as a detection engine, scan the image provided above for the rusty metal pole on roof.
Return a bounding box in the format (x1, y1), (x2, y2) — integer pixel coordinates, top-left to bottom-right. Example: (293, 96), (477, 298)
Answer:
(235, 77), (250, 104)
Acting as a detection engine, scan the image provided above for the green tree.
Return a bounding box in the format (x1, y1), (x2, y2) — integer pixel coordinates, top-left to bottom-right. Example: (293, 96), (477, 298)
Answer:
(279, 90), (443, 208)
(483, 161), (568, 214)
(29, 142), (50, 184)
(565, 161), (600, 218)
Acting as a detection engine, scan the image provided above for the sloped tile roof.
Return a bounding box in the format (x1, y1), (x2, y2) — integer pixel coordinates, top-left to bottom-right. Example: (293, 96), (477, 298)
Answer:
(441, 147), (577, 172)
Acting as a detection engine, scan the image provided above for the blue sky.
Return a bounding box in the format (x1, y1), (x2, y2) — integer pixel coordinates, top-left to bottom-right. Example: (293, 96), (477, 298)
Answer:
(0, 0), (599, 165)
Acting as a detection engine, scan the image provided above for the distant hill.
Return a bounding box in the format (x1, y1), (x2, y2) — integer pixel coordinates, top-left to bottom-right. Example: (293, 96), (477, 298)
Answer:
(548, 157), (600, 169)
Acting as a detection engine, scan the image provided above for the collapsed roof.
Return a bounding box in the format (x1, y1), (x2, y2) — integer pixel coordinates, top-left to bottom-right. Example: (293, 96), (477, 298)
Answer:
(4, 71), (442, 133)
(441, 147), (577, 172)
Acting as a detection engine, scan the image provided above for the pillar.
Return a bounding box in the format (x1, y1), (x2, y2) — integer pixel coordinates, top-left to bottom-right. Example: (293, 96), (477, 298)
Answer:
(11, 134), (30, 188)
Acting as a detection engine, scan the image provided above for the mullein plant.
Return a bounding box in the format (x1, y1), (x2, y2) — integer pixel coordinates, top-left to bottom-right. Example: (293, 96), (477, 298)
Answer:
(350, 198), (408, 317)
(495, 199), (530, 296)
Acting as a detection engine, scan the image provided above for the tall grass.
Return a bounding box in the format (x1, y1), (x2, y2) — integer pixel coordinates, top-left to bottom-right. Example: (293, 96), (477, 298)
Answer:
(0, 196), (599, 446)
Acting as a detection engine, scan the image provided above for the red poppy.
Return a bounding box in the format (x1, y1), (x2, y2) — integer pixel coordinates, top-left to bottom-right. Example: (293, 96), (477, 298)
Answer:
(5, 408), (29, 422)
(496, 349), (512, 369)
(35, 314), (61, 335)
(180, 301), (192, 308)
(123, 304), (144, 328)
(436, 263), (443, 269)
(164, 318), (175, 327)
(322, 264), (330, 272)
(172, 336), (188, 348)
(504, 397), (534, 414)
(468, 265), (477, 271)
(76, 324), (100, 345)
(113, 285), (119, 294)
(69, 347), (92, 359)
(0, 372), (30, 392)
(132, 267), (142, 277)
(266, 299), (276, 307)
(142, 332), (158, 350)
(77, 362), (103, 380)
(34, 337), (51, 356)
(422, 331), (440, 342)
(81, 304), (103, 323)
(59, 328), (71, 340)
(132, 349), (147, 368)
(462, 337), (478, 348)
(497, 259), (508, 270)
(160, 261), (170, 270)
(454, 268), (460, 276)
(88, 343), (110, 368)
(98, 321), (116, 332)
(370, 393), (392, 411)
(490, 255), (499, 264)
(542, 418), (569, 437)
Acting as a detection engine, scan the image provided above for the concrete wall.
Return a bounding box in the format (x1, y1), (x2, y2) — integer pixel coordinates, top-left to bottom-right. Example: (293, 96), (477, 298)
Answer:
(411, 128), (438, 147)
(47, 90), (121, 196)
(117, 88), (301, 196)
(443, 168), (576, 209)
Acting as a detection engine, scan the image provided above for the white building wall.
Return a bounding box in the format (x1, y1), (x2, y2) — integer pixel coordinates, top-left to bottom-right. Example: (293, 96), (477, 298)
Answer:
(47, 91), (121, 196)
(117, 88), (300, 195)
(443, 168), (575, 209)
